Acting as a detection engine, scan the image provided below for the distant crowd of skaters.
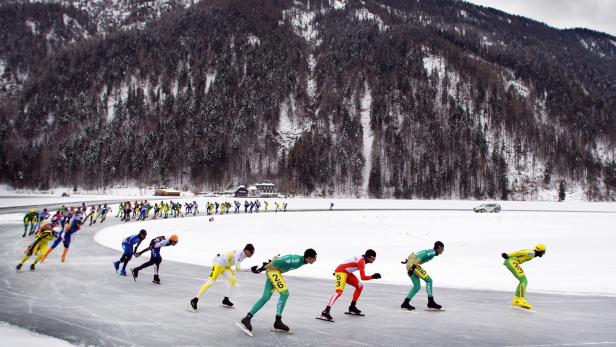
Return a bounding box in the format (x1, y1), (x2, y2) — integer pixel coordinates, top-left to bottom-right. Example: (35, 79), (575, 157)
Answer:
(117, 199), (289, 222)
(16, 198), (290, 270)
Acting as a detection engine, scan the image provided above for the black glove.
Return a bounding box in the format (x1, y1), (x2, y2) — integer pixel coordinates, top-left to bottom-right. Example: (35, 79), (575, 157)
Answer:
(501, 253), (509, 259)
(371, 273), (381, 279)
(407, 264), (416, 276)
(251, 265), (265, 274)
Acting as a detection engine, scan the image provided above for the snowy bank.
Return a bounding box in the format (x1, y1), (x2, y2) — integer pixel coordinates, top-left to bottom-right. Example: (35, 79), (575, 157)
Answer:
(0, 321), (73, 347)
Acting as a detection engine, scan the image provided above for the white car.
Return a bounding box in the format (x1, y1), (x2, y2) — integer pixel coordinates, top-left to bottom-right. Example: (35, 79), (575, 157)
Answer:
(473, 203), (501, 213)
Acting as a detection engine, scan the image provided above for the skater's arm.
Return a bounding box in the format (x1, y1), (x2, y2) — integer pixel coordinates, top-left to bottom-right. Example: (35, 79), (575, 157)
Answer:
(507, 250), (533, 258)
(358, 259), (373, 280)
(133, 239), (143, 254)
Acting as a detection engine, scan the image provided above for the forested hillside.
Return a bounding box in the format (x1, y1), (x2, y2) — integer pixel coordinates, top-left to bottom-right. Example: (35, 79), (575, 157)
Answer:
(1, 0), (614, 200)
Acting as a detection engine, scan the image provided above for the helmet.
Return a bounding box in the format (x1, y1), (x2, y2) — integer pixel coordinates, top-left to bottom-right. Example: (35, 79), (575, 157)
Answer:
(434, 241), (445, 250)
(169, 234), (179, 243)
(244, 243), (255, 252)
(304, 248), (317, 258)
(43, 208), (48, 212)
(30, 208), (35, 213)
(51, 219), (59, 225)
(52, 226), (61, 236)
(138, 229), (147, 239)
(534, 243), (546, 252)
(364, 249), (377, 258)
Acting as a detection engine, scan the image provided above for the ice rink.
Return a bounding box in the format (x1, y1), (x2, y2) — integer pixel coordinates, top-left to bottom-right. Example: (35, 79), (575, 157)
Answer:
(1, 200), (616, 346)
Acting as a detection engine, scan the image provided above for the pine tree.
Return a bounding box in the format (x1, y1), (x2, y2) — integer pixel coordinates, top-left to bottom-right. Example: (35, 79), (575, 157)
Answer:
(558, 180), (566, 201)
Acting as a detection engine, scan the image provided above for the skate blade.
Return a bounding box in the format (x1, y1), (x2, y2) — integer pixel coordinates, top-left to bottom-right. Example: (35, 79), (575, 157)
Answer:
(220, 304), (235, 309)
(270, 328), (294, 334)
(315, 317), (335, 322)
(399, 309), (417, 313)
(344, 312), (365, 316)
(424, 309), (445, 312)
(236, 322), (253, 336)
(512, 306), (536, 313)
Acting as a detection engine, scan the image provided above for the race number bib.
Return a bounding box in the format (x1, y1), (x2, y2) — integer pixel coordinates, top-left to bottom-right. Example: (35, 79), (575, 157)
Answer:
(267, 270), (288, 293)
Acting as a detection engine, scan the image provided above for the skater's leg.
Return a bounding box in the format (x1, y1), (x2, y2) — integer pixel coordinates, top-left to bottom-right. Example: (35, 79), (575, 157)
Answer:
(345, 273), (363, 302)
(406, 274), (421, 300)
(60, 235), (72, 262)
(134, 258), (155, 271)
(277, 290), (289, 316)
(33, 244), (49, 265)
(119, 244), (133, 271)
(221, 269), (236, 298)
(249, 278), (275, 316)
(195, 265), (223, 298)
(154, 258), (161, 274)
(504, 258), (526, 297)
(327, 272), (347, 307)
(120, 253), (133, 272)
(265, 270), (290, 316)
(423, 276), (433, 297)
(18, 251), (32, 265)
(249, 279), (274, 316)
(517, 276), (528, 297)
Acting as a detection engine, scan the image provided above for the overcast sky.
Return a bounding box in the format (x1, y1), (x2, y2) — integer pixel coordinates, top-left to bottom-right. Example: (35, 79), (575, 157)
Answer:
(464, 0), (616, 36)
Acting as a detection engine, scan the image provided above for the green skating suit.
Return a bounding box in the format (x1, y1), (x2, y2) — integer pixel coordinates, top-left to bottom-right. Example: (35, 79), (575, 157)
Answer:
(503, 249), (538, 298)
(249, 254), (306, 316)
(405, 248), (437, 300)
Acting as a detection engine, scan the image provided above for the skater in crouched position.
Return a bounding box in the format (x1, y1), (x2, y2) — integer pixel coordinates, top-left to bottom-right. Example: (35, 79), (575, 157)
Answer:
(113, 229), (147, 276)
(400, 241), (445, 311)
(22, 208), (38, 237)
(320, 249), (381, 321)
(42, 215), (83, 263)
(17, 223), (60, 271)
(501, 243), (546, 309)
(238, 249), (317, 335)
(131, 234), (178, 284)
(190, 243), (255, 311)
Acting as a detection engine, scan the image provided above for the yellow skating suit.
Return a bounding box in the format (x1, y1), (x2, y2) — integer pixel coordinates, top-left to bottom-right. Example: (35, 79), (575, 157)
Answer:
(503, 244), (546, 309)
(18, 228), (58, 270)
(195, 250), (249, 300)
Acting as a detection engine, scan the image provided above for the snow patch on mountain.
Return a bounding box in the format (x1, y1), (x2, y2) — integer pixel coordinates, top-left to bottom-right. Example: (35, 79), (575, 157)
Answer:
(282, 5), (321, 45)
(277, 95), (311, 153)
(360, 81), (374, 196)
(354, 8), (386, 31)
(505, 79), (530, 98)
(25, 20), (39, 35)
(306, 54), (317, 99)
(330, 0), (347, 10)
(205, 70), (217, 94)
(423, 52), (446, 79)
(247, 34), (260, 47)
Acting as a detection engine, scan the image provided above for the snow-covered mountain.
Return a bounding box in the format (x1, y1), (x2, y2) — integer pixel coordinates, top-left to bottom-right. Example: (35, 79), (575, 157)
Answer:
(1, 0), (615, 200)
(1, 0), (199, 97)
(10, 0), (200, 33)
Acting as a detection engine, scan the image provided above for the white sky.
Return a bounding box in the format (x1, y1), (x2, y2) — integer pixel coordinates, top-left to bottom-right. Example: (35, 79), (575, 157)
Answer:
(464, 0), (616, 36)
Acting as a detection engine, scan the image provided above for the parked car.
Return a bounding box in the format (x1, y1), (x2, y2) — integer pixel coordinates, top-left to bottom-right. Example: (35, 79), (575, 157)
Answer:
(473, 203), (501, 213)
